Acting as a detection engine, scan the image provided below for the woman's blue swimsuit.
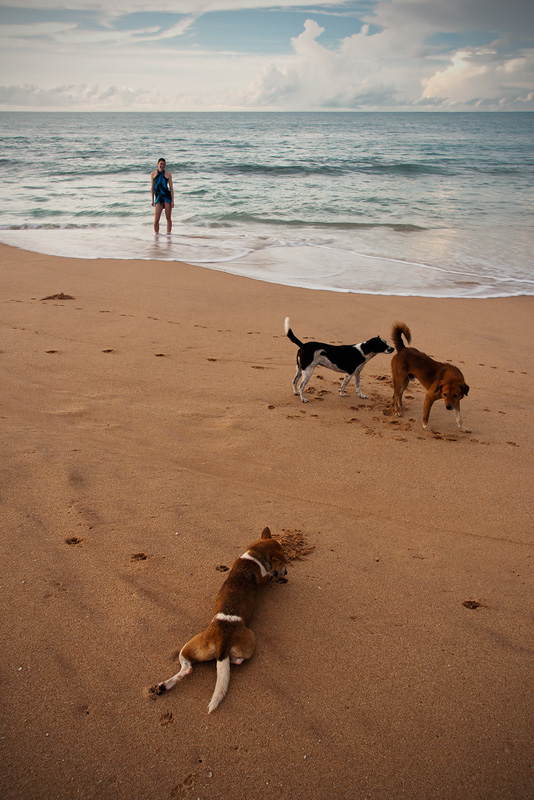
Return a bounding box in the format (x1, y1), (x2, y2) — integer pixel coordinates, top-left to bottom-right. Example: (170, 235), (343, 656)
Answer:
(154, 170), (172, 206)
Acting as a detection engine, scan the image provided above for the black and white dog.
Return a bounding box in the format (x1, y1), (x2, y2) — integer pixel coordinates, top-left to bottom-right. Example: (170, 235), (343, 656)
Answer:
(285, 317), (394, 403)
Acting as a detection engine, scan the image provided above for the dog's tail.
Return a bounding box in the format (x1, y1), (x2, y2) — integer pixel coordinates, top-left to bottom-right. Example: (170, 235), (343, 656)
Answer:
(284, 317), (304, 348)
(208, 656), (231, 714)
(391, 322), (411, 352)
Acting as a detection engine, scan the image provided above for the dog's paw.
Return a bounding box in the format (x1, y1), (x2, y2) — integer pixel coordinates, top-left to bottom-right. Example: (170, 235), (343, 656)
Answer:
(301, 397), (309, 403)
(150, 683), (167, 696)
(358, 393), (368, 400)
(459, 426), (471, 433)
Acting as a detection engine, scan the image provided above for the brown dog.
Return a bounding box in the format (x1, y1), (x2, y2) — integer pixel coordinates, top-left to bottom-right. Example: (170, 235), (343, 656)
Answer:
(150, 527), (287, 713)
(391, 322), (470, 432)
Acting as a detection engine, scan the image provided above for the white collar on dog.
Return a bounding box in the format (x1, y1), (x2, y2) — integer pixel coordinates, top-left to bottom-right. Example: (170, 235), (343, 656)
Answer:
(240, 551), (270, 578)
(215, 613), (243, 623)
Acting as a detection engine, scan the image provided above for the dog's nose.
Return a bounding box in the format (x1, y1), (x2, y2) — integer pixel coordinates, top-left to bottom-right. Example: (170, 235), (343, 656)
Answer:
(446, 404), (453, 410)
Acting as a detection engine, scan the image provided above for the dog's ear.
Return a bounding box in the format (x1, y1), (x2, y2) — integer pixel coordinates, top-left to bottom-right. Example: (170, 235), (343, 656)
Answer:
(435, 382), (444, 395)
(462, 384), (470, 396)
(260, 526), (272, 540)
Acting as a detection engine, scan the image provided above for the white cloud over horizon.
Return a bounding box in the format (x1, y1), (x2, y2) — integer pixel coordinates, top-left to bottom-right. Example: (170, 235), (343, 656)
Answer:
(0, 1), (532, 111)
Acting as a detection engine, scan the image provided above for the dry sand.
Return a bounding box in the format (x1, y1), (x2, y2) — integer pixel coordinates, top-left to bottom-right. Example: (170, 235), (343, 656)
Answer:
(0, 242), (532, 799)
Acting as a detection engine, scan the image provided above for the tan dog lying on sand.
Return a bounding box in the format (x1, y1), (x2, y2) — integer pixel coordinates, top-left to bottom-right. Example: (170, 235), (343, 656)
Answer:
(150, 527), (287, 713)
(391, 322), (470, 432)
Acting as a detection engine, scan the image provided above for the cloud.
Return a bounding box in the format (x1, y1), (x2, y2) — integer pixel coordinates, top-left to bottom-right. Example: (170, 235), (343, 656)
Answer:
(237, 19), (413, 109)
(0, 83), (168, 109)
(421, 46), (534, 107)
(236, 12), (534, 110)
(0, 1), (348, 14)
(0, 1), (533, 110)
(368, 0), (534, 36)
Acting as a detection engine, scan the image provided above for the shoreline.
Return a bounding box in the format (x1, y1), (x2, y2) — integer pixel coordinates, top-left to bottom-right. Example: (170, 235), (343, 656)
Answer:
(1, 231), (532, 301)
(1, 242), (533, 799)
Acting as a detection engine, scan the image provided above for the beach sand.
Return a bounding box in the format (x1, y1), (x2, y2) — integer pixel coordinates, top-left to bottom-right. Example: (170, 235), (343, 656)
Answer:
(1, 242), (532, 799)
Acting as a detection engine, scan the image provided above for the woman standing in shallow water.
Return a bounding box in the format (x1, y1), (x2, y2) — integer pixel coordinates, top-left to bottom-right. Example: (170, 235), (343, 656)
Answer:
(151, 158), (174, 233)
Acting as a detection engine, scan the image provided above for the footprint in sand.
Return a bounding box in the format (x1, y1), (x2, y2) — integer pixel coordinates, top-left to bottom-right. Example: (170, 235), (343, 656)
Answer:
(102, 349), (115, 353)
(43, 580), (69, 599)
(215, 564), (229, 572)
(41, 293), (74, 301)
(160, 711), (174, 726)
(154, 353), (167, 358)
(46, 350), (58, 354)
(171, 774), (196, 798)
(507, 441), (519, 447)
(65, 536), (83, 546)
(463, 600), (483, 609)
(130, 552), (149, 562)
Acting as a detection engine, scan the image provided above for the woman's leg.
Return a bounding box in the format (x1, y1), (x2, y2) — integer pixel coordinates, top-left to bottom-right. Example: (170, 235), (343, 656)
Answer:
(163, 202), (172, 233)
(153, 202), (164, 233)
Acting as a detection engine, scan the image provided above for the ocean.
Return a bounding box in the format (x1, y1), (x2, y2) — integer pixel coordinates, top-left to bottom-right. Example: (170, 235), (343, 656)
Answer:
(0, 111), (532, 298)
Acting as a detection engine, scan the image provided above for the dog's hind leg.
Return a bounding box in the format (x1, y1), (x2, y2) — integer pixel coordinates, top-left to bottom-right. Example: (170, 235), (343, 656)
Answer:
(393, 376), (410, 416)
(292, 364), (302, 397)
(297, 366), (314, 402)
(229, 627), (255, 665)
(339, 373), (352, 397)
(152, 630), (215, 695)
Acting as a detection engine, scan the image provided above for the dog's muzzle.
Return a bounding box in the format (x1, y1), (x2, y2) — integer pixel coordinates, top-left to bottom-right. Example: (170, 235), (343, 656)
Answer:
(272, 564), (288, 579)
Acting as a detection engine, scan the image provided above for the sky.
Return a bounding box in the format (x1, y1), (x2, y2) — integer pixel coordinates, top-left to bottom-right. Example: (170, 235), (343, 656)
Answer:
(0, 1), (533, 111)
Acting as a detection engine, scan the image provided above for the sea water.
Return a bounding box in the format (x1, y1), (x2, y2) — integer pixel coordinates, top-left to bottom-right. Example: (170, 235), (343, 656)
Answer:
(0, 111), (532, 298)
